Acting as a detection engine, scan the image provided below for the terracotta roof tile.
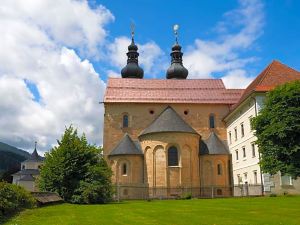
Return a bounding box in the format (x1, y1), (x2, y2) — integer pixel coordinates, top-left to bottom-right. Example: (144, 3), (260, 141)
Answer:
(104, 78), (244, 104)
(229, 60), (300, 112)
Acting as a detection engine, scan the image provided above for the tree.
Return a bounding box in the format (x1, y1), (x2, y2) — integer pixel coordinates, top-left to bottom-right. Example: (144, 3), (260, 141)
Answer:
(38, 126), (113, 203)
(252, 80), (300, 178)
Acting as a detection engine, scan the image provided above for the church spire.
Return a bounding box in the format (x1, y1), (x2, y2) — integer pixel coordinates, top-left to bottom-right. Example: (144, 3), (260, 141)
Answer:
(166, 24), (188, 79)
(121, 23), (144, 79)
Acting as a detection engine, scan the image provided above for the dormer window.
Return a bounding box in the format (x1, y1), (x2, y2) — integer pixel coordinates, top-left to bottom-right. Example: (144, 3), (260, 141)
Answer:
(123, 114), (129, 128)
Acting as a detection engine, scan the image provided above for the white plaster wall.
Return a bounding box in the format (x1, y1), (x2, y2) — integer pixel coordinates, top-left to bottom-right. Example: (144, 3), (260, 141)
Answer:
(226, 95), (264, 185)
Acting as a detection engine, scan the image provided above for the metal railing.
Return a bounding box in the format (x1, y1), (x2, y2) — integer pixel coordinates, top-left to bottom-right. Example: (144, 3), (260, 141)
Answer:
(113, 184), (263, 200)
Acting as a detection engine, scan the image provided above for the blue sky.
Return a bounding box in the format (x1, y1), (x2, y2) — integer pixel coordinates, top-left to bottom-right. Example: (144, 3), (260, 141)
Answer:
(91, 0), (300, 81)
(0, 0), (300, 152)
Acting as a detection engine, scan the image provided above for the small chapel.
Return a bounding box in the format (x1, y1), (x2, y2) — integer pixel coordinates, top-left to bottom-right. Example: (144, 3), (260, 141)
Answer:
(103, 27), (244, 199)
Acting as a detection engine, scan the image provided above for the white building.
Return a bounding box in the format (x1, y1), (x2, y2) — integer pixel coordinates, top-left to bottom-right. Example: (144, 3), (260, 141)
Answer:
(12, 143), (43, 192)
(224, 60), (300, 194)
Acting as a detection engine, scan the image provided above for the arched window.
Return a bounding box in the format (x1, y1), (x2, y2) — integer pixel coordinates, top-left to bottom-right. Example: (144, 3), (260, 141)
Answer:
(168, 146), (178, 166)
(217, 163), (222, 175)
(122, 163), (127, 175)
(123, 114), (129, 128)
(209, 114), (215, 128)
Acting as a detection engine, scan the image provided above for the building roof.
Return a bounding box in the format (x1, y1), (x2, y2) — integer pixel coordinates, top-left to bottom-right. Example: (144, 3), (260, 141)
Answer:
(199, 132), (229, 155)
(139, 106), (199, 137)
(109, 133), (143, 157)
(13, 169), (40, 176)
(19, 174), (35, 181)
(104, 78), (244, 104)
(23, 147), (43, 163)
(229, 60), (300, 113)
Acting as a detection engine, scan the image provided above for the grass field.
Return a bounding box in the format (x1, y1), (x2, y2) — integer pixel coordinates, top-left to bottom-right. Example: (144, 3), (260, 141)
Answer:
(3, 196), (300, 225)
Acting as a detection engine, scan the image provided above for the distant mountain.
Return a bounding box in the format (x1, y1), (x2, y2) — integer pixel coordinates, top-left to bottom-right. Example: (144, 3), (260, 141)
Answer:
(0, 142), (30, 182)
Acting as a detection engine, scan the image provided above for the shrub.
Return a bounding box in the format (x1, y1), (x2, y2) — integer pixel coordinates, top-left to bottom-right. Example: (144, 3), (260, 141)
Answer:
(0, 182), (36, 216)
(181, 192), (192, 200)
(269, 193), (277, 197)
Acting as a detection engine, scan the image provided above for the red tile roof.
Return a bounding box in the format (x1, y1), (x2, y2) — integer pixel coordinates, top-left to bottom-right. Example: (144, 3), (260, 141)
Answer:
(104, 78), (244, 104)
(229, 60), (300, 111)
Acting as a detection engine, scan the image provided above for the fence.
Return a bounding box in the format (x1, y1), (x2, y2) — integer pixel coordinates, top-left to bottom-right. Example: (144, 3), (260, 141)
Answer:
(113, 184), (263, 200)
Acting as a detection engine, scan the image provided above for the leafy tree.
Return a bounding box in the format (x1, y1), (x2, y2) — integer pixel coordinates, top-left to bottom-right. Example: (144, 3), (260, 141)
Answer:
(252, 80), (300, 178)
(0, 182), (35, 216)
(38, 126), (113, 203)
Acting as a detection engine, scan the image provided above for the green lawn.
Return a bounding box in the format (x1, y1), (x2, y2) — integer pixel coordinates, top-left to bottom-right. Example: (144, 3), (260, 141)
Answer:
(3, 196), (300, 225)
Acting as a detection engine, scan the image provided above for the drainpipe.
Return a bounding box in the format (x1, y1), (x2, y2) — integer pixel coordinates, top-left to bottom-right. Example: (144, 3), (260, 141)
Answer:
(251, 95), (264, 196)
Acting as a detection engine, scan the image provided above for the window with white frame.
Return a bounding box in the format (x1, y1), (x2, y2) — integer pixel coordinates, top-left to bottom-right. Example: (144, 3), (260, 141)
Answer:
(235, 150), (239, 161)
(249, 116), (253, 131)
(234, 127), (237, 141)
(253, 170), (258, 184)
(242, 147), (246, 158)
(280, 175), (293, 186)
(241, 123), (245, 137)
(251, 143), (256, 157)
(244, 172), (248, 182)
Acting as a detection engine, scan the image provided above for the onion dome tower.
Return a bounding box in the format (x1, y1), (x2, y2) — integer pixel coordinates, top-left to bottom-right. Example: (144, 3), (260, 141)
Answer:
(121, 24), (144, 78)
(166, 24), (188, 79)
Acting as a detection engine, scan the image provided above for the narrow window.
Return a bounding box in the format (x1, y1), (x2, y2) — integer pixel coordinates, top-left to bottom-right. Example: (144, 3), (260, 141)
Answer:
(244, 172), (248, 181)
(229, 132), (232, 144)
(217, 164), (222, 175)
(241, 123), (245, 137)
(251, 143), (256, 157)
(234, 127), (237, 140)
(249, 116), (253, 131)
(122, 163), (127, 175)
(253, 171), (258, 184)
(235, 150), (239, 161)
(123, 114), (129, 128)
(22, 165), (25, 170)
(209, 114), (215, 128)
(242, 147), (246, 158)
(168, 146), (178, 166)
(237, 174), (241, 184)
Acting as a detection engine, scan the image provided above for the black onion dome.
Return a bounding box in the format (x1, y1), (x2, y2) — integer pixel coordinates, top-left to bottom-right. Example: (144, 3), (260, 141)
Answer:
(166, 43), (188, 79)
(121, 38), (144, 79)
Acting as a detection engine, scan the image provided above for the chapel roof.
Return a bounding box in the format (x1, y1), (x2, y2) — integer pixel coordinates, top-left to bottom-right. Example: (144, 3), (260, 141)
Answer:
(19, 174), (35, 182)
(139, 106), (199, 137)
(104, 78), (243, 104)
(109, 133), (143, 157)
(199, 132), (229, 155)
(23, 145), (43, 163)
(13, 169), (40, 176)
(229, 60), (300, 113)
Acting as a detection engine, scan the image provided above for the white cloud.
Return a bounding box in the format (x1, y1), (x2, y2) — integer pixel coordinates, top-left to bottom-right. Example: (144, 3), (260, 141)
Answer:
(107, 36), (166, 76)
(185, 0), (264, 85)
(0, 0), (111, 151)
(221, 69), (254, 88)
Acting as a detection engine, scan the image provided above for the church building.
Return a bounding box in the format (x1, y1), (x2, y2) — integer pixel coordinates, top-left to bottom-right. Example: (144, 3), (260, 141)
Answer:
(103, 30), (244, 199)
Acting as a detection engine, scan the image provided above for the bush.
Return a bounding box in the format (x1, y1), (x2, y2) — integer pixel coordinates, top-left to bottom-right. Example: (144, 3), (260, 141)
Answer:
(0, 182), (36, 216)
(269, 193), (277, 197)
(181, 192), (192, 200)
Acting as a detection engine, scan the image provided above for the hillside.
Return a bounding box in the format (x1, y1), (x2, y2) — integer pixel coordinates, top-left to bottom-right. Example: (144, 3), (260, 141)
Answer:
(0, 142), (30, 182)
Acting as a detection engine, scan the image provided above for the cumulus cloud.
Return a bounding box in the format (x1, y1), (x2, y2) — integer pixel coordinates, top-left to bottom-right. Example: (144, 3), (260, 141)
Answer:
(107, 36), (166, 76)
(185, 0), (264, 86)
(221, 69), (254, 88)
(0, 0), (111, 151)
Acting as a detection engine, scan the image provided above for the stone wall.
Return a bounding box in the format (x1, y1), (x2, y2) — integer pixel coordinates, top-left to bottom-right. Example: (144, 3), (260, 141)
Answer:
(103, 103), (230, 157)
